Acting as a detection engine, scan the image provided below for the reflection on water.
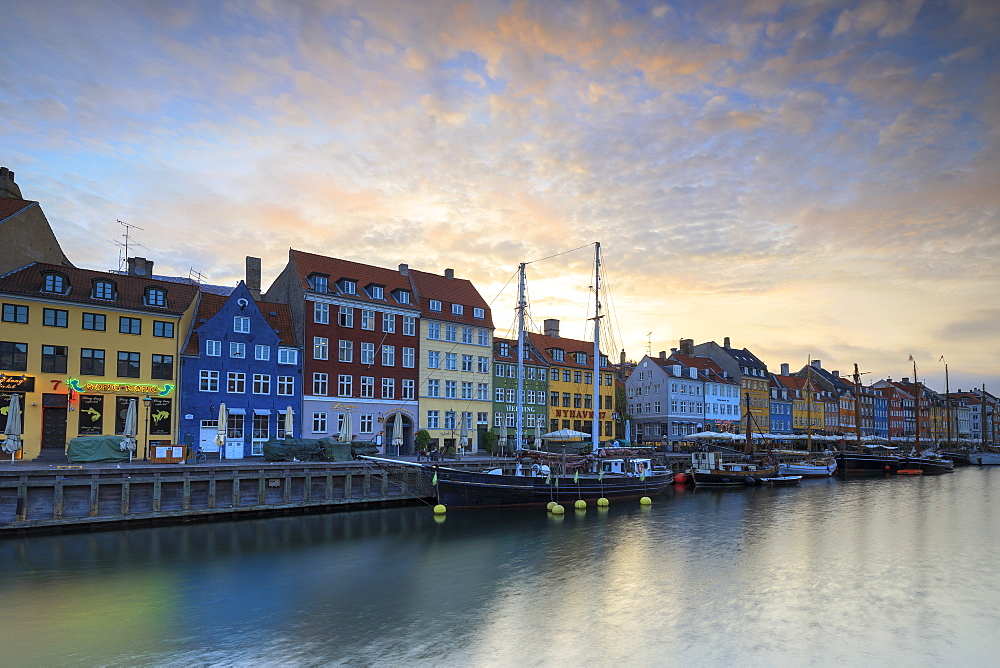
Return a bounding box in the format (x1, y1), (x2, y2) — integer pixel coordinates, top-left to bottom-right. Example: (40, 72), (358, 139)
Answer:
(1, 469), (998, 666)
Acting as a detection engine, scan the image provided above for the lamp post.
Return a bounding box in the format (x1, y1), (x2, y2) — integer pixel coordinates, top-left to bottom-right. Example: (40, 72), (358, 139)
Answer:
(142, 396), (152, 460)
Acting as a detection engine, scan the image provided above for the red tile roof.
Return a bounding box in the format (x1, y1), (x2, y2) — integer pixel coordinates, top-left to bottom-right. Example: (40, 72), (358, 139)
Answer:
(0, 198), (37, 223)
(184, 291), (297, 354)
(289, 249), (419, 309)
(0, 261), (198, 314)
(528, 331), (608, 370)
(493, 337), (547, 365)
(407, 268), (494, 328)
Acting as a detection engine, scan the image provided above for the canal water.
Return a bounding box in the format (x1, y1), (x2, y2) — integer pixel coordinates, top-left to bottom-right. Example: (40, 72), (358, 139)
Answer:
(1, 467), (998, 666)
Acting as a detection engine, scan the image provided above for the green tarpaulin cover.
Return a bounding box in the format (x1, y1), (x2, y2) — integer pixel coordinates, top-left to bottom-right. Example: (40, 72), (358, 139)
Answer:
(67, 435), (132, 463)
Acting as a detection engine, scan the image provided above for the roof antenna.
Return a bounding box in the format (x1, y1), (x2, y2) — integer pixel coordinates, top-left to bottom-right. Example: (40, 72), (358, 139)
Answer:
(646, 332), (652, 356)
(116, 219), (144, 272)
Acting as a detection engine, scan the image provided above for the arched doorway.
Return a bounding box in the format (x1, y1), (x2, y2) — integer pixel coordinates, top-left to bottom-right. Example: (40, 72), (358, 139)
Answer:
(385, 412), (414, 455)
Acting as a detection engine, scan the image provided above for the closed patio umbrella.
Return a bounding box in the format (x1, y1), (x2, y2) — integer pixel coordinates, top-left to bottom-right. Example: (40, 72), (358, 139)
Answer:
(120, 398), (138, 460)
(458, 415), (469, 455)
(391, 412), (403, 454)
(533, 422), (542, 449)
(215, 403), (227, 459)
(338, 410), (352, 443)
(3, 394), (23, 462)
(284, 405), (294, 439)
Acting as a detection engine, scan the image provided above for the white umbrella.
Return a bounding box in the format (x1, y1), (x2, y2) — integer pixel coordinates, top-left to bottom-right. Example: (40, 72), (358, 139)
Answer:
(120, 398), (138, 460)
(215, 403), (227, 458)
(285, 405), (294, 439)
(338, 410), (352, 442)
(458, 414), (470, 453)
(542, 428), (590, 439)
(3, 394), (23, 462)
(497, 436), (507, 455)
(392, 412), (404, 453)
(533, 422), (542, 449)
(625, 420), (632, 443)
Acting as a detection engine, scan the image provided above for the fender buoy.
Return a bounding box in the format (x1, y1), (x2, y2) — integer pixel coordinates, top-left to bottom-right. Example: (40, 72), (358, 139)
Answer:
(884, 465), (891, 471)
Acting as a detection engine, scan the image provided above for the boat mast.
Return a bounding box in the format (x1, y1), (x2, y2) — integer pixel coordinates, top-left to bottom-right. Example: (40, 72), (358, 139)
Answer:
(805, 358), (813, 460)
(591, 242), (602, 453)
(912, 357), (921, 454)
(853, 364), (863, 452)
(516, 262), (527, 451)
(943, 358), (951, 446)
(982, 385), (988, 450)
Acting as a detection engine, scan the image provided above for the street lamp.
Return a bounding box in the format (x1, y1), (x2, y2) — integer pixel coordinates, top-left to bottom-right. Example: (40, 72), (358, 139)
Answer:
(142, 396), (152, 460)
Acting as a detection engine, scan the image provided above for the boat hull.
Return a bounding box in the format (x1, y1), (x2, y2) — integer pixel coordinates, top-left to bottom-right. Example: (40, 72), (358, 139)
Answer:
(432, 467), (672, 508)
(779, 460), (837, 478)
(835, 452), (901, 477)
(898, 455), (954, 474)
(690, 465), (780, 486)
(967, 451), (1000, 466)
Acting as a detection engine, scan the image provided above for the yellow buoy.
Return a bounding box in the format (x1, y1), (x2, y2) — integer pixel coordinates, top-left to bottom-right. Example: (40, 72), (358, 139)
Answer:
(640, 496), (652, 506)
(433, 504), (447, 515)
(574, 499), (587, 510)
(547, 501), (557, 511)
(597, 497), (610, 507)
(550, 504), (565, 515)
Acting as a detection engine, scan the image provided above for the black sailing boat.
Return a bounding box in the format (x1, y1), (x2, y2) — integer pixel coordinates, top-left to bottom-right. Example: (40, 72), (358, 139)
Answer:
(835, 363), (902, 476)
(897, 358), (953, 474)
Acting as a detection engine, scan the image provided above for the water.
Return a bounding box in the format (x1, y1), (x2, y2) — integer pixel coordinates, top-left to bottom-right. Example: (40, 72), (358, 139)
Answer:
(1, 468), (998, 667)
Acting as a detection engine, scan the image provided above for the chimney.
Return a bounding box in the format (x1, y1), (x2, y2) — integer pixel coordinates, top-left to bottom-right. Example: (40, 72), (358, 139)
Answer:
(246, 256), (262, 300)
(659, 350), (667, 360)
(679, 338), (694, 355)
(126, 257), (154, 277)
(0, 167), (22, 199)
(781, 363), (789, 375)
(544, 319), (560, 338)
(723, 336), (731, 349)
(398, 263), (409, 276)
(811, 360), (822, 369)
(832, 370), (840, 379)
(444, 268), (455, 279)
(620, 350), (626, 366)
(902, 377), (910, 384)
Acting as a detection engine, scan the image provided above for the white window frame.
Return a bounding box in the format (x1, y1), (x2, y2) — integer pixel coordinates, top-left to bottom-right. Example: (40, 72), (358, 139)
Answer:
(230, 342), (246, 359)
(361, 309), (375, 331)
(313, 337), (329, 360)
(313, 372), (329, 396)
(199, 370), (219, 392)
(255, 345), (270, 361)
(403, 316), (416, 336)
(277, 376), (294, 395)
(234, 316), (250, 333)
(314, 301), (329, 324)
(206, 340), (221, 357)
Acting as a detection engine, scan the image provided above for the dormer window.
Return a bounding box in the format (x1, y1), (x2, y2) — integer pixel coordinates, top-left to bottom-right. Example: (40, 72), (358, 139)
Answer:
(429, 299), (442, 312)
(394, 290), (411, 305)
(551, 349), (564, 362)
(474, 307), (485, 319)
(368, 285), (385, 300)
(499, 342), (509, 356)
(339, 280), (357, 295)
(308, 274), (329, 293)
(144, 287), (166, 307)
(42, 273), (67, 294)
(92, 280), (115, 300)
(574, 352), (587, 365)
(451, 304), (463, 316)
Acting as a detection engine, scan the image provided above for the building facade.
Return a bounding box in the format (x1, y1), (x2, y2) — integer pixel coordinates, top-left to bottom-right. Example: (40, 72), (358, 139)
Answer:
(492, 337), (549, 450)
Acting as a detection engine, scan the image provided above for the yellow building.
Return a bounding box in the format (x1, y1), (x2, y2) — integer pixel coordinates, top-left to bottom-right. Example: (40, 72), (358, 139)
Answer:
(0, 259), (198, 460)
(530, 320), (615, 441)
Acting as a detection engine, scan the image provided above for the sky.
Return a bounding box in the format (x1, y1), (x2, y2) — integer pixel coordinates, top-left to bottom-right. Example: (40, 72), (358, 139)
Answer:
(3, 0), (998, 394)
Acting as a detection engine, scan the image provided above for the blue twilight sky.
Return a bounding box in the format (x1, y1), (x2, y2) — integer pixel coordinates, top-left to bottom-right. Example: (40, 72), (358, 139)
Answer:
(2, 0), (998, 392)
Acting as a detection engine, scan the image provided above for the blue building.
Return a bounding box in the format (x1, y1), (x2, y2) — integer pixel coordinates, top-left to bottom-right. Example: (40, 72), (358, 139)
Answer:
(769, 372), (793, 435)
(178, 282), (301, 458)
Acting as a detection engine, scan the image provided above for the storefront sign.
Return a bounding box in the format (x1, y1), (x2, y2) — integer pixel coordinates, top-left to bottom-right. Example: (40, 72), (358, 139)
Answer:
(0, 374), (34, 393)
(78, 394), (104, 435)
(150, 397), (172, 436)
(552, 409), (607, 419)
(67, 378), (174, 396)
(328, 402), (360, 411)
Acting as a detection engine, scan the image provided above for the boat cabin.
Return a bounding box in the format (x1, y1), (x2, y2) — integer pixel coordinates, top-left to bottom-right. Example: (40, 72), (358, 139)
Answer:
(601, 458), (652, 476)
(691, 451), (762, 472)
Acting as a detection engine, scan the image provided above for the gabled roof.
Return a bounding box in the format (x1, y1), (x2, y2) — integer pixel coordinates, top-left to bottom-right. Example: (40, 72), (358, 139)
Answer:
(0, 198), (37, 224)
(493, 337), (547, 365)
(289, 249), (418, 309)
(183, 288), (297, 354)
(668, 353), (737, 384)
(0, 261), (198, 315)
(528, 331), (607, 370)
(407, 268), (493, 328)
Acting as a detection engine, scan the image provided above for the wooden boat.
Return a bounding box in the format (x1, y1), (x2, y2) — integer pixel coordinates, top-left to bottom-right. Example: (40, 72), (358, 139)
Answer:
(898, 452), (954, 474)
(779, 458), (837, 477)
(837, 363), (901, 476)
(690, 451), (779, 486)
(760, 475), (802, 486)
(968, 450), (1000, 466)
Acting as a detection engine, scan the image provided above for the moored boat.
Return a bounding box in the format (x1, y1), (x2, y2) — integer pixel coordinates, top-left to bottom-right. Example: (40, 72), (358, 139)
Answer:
(898, 452), (954, 474)
(967, 450), (1000, 466)
(760, 475), (802, 486)
(835, 450), (901, 476)
(690, 451), (780, 486)
(779, 457), (837, 478)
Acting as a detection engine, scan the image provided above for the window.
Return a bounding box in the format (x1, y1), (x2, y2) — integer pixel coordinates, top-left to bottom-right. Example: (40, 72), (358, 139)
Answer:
(314, 301), (329, 324)
(478, 329), (489, 346)
(117, 351), (140, 378)
(551, 391), (559, 406)
(234, 316), (250, 333)
(313, 373), (329, 396)
(200, 370), (219, 392)
(506, 388), (515, 403)
(382, 345), (395, 366)
(428, 350), (440, 368)
(361, 342), (375, 365)
(0, 342), (27, 371)
(402, 379), (415, 400)
(427, 410), (440, 429)
(563, 370), (571, 382)
(227, 372), (246, 393)
(428, 323), (441, 340)
(93, 280), (115, 300)
(462, 382), (473, 399)
(153, 321), (174, 338)
(313, 412), (328, 433)
(496, 387), (505, 402)
(396, 291), (411, 305)
(477, 383), (489, 401)
(444, 412), (456, 430)
(403, 316), (416, 336)
(562, 393), (571, 407)
(338, 374), (352, 397)
(82, 312), (106, 331)
(575, 353), (587, 365)
(428, 379), (440, 397)
(403, 347), (415, 368)
(151, 354), (173, 380)
(369, 285), (384, 300)
(313, 337), (329, 360)
(382, 378), (395, 399)
(462, 327), (474, 344)
(462, 355), (473, 372)
(361, 309), (375, 330)
(309, 275), (328, 293)
(2, 304), (28, 324)
(278, 348), (297, 365)
(445, 353), (457, 370)
(277, 376), (294, 395)
(360, 376), (375, 398)
(584, 372), (592, 385)
(574, 371), (582, 384)
(383, 313), (395, 333)
(360, 413), (374, 433)
(539, 369), (547, 381)
(230, 342), (246, 359)
(552, 349), (564, 362)
(252, 414), (269, 447)
(206, 340), (221, 356)
(255, 345), (269, 361)
(340, 280), (357, 295)
(452, 304), (463, 316)
(429, 299), (442, 312)
(445, 325), (457, 342)
(445, 381), (457, 398)
(338, 306), (354, 327)
(120, 317), (141, 335)
(43, 308), (68, 328)
(145, 288), (166, 307)
(474, 307), (485, 319)
(42, 273), (66, 293)
(478, 356), (489, 373)
(253, 374), (271, 394)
